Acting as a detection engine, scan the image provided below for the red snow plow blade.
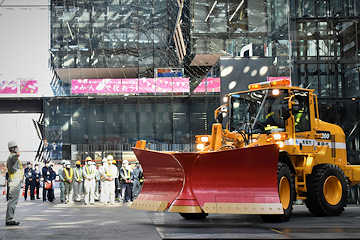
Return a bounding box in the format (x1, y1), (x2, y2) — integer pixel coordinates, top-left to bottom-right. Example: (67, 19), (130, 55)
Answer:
(131, 144), (283, 215)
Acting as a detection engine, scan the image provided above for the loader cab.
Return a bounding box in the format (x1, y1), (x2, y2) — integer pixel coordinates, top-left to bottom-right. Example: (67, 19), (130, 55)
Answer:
(229, 88), (289, 134)
(228, 79), (315, 153)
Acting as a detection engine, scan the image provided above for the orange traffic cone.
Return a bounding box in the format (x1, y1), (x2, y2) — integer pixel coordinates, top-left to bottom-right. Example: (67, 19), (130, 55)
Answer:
(2, 187), (5, 196)
(22, 187), (25, 197)
(34, 187), (37, 196)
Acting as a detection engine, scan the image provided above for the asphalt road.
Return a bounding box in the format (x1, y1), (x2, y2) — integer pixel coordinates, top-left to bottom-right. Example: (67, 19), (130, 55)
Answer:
(1, 189), (360, 239)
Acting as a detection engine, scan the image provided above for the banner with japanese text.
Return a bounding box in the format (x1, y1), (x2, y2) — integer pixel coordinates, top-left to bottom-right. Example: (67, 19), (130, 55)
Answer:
(0, 80), (39, 94)
(71, 79), (88, 94)
(71, 78), (190, 94)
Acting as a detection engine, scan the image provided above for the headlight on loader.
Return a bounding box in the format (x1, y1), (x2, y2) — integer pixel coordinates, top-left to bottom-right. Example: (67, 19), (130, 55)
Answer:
(197, 143), (205, 150)
(201, 136), (209, 142)
(276, 141), (284, 148)
(273, 133), (282, 140)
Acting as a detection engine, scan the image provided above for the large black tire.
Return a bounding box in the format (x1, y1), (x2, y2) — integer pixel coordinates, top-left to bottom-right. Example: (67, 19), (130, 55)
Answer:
(305, 164), (349, 216)
(261, 162), (294, 222)
(179, 212), (208, 220)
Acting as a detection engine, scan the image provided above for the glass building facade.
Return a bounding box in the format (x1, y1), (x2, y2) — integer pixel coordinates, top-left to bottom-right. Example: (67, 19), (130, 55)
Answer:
(48, 1), (360, 167)
(44, 95), (218, 145)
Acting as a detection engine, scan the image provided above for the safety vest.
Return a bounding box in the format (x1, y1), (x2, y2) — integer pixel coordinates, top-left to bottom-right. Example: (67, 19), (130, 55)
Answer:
(64, 168), (74, 181)
(121, 167), (131, 180)
(105, 165), (115, 178)
(74, 168), (83, 181)
(8, 158), (23, 179)
(295, 110), (304, 125)
(85, 165), (94, 175)
(139, 171), (144, 183)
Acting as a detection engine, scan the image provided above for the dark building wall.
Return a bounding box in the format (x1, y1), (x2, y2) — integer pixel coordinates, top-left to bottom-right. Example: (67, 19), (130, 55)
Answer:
(44, 95), (220, 146)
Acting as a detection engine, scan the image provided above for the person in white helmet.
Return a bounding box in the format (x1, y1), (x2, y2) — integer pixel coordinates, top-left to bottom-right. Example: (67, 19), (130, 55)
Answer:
(58, 160), (66, 203)
(98, 158), (108, 204)
(5, 140), (23, 226)
(106, 155), (118, 205)
(120, 159), (133, 203)
(83, 157), (96, 205)
(93, 161), (100, 201)
(62, 161), (74, 204)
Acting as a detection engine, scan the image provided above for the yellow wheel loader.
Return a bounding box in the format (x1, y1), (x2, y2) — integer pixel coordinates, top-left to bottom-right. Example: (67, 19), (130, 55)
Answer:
(130, 79), (360, 222)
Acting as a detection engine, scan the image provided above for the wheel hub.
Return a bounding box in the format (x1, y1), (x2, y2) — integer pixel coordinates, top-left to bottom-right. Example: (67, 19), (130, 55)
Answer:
(279, 176), (290, 209)
(323, 176), (342, 206)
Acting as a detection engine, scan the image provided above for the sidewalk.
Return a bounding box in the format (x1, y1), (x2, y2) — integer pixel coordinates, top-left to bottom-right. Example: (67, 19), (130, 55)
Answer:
(0, 188), (162, 240)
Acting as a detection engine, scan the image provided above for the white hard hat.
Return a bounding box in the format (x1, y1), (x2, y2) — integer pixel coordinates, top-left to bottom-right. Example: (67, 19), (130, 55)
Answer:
(102, 158), (108, 163)
(107, 155), (114, 160)
(122, 159), (128, 165)
(61, 160), (66, 165)
(65, 161), (71, 165)
(8, 140), (17, 148)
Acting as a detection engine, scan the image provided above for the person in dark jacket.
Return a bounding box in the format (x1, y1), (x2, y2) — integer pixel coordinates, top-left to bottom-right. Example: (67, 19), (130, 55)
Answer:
(50, 163), (56, 200)
(34, 164), (41, 199)
(119, 160), (133, 203)
(42, 161), (54, 203)
(24, 162), (36, 200)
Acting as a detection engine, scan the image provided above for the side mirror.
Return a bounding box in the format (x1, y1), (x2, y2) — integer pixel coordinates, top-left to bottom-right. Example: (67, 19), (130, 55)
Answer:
(281, 106), (291, 120)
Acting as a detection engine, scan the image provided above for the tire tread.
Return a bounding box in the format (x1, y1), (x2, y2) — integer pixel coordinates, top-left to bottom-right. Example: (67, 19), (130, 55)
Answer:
(305, 164), (349, 216)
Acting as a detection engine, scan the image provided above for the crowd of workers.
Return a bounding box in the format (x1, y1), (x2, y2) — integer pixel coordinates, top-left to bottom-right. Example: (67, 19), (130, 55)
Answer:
(21, 156), (144, 205)
(5, 140), (144, 226)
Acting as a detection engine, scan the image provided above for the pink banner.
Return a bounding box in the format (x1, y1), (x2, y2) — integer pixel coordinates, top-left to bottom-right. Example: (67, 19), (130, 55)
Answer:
(267, 76), (291, 82)
(71, 79), (88, 94)
(122, 79), (138, 93)
(0, 80), (18, 94)
(172, 78), (189, 93)
(193, 79), (206, 93)
(193, 77), (220, 92)
(138, 78), (155, 93)
(72, 78), (191, 94)
(20, 80), (38, 93)
(207, 77), (221, 92)
(88, 79), (104, 93)
(105, 79), (121, 93)
(156, 78), (172, 93)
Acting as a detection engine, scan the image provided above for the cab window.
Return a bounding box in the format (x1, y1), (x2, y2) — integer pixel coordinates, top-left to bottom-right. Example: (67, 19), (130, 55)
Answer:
(292, 91), (310, 132)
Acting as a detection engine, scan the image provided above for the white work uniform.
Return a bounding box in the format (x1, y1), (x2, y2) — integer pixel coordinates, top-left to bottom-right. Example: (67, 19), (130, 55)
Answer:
(83, 163), (96, 204)
(99, 164), (108, 204)
(100, 164), (118, 204)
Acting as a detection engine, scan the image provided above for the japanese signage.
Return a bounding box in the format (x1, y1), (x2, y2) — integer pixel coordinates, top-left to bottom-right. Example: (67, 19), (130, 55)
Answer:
(71, 78), (190, 94)
(0, 80), (38, 94)
(156, 68), (183, 77)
